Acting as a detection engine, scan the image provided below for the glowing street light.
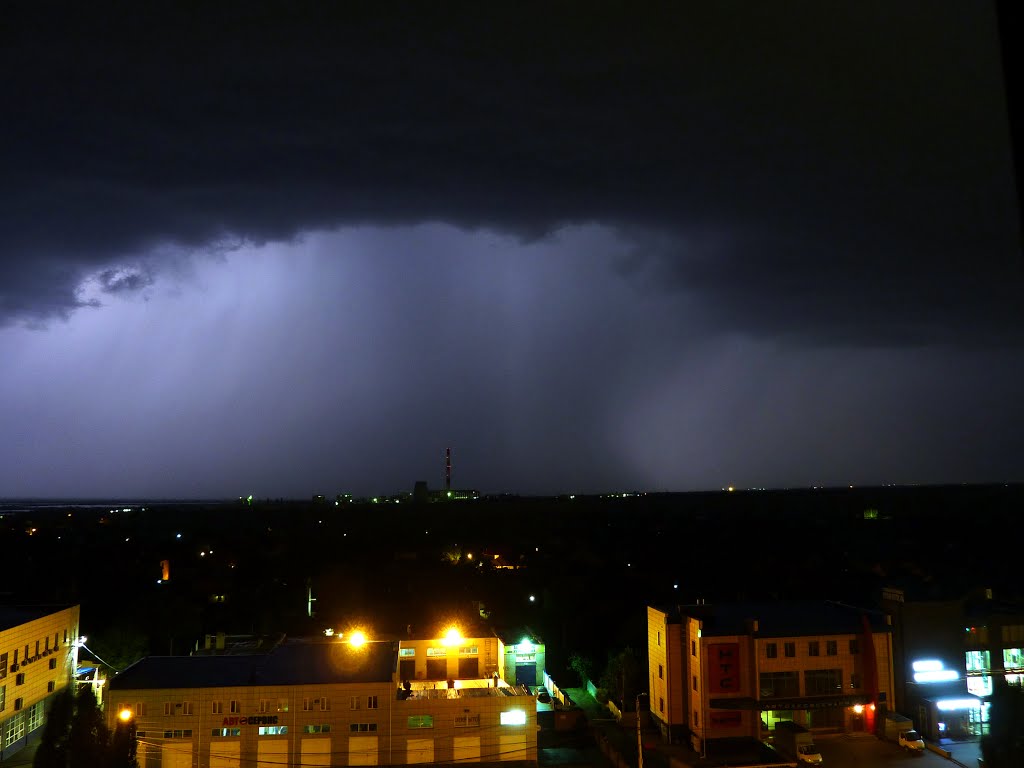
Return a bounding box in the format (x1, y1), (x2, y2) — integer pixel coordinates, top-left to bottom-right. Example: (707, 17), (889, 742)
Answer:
(443, 627), (462, 646)
(348, 630), (368, 648)
(118, 708), (134, 723)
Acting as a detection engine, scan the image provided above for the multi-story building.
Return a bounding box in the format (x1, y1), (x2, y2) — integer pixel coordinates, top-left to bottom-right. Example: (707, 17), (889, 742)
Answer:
(882, 587), (1024, 740)
(108, 635), (537, 768)
(0, 605), (81, 761)
(647, 600), (895, 751)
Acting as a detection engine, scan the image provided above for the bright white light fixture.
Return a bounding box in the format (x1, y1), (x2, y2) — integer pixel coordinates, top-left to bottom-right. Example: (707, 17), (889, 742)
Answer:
(912, 659), (959, 683)
(500, 710), (527, 725)
(914, 669), (959, 683)
(936, 698), (980, 711)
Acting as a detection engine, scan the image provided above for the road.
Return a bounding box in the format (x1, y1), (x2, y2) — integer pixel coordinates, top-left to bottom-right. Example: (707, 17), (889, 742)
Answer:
(817, 734), (972, 768)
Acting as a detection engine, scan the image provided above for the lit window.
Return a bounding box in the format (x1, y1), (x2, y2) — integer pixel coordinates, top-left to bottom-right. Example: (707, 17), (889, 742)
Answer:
(499, 711), (525, 726)
(408, 715), (435, 729)
(258, 726), (288, 736)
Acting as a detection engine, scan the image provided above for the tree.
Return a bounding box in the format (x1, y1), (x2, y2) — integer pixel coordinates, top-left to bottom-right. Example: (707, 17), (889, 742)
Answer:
(108, 716), (139, 768)
(33, 687), (73, 768)
(599, 647), (643, 707)
(69, 686), (110, 768)
(569, 651), (595, 687)
(981, 682), (1024, 768)
(33, 685), (138, 768)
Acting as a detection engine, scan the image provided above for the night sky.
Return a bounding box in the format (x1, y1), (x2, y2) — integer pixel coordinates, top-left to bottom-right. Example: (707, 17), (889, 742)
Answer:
(2, 2), (1021, 499)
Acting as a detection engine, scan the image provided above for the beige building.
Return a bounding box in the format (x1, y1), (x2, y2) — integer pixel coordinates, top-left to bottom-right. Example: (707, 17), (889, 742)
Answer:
(647, 601), (895, 751)
(0, 605), (81, 761)
(108, 637), (537, 767)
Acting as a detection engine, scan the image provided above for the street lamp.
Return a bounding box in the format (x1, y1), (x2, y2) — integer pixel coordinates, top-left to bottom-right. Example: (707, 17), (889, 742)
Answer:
(634, 696), (643, 768)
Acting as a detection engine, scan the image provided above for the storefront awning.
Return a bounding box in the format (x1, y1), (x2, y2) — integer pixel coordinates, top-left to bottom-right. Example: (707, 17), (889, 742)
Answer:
(710, 694), (871, 711)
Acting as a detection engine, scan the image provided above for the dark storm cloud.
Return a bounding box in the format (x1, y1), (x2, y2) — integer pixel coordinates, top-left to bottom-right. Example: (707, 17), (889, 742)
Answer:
(2, 1), (1020, 341)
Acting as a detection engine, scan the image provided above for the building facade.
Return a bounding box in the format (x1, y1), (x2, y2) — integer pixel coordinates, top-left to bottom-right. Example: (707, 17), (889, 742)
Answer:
(108, 637), (537, 768)
(0, 605), (81, 761)
(882, 587), (1024, 740)
(648, 601), (895, 751)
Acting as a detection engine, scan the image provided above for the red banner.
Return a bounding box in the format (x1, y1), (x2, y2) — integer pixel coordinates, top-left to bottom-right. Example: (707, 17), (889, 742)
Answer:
(707, 643), (740, 693)
(709, 711), (742, 727)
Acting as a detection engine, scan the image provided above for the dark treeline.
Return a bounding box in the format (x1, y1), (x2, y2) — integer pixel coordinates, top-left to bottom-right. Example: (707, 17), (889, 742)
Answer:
(2, 483), (1021, 681)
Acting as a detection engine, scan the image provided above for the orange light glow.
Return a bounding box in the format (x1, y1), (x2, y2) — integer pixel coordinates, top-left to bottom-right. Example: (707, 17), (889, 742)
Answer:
(349, 630), (367, 647)
(443, 627), (462, 646)
(118, 709), (133, 722)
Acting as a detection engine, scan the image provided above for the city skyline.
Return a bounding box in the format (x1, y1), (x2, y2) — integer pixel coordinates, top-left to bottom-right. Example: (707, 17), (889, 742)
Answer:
(2, 3), (1022, 499)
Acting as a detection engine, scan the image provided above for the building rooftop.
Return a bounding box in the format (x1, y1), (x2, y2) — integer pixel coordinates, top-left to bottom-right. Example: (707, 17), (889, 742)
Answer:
(110, 639), (398, 690)
(0, 604), (76, 632)
(659, 600), (891, 637)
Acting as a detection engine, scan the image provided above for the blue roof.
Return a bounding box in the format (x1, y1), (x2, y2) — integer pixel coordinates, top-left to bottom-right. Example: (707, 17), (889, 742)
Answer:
(665, 600), (891, 637)
(0, 605), (76, 632)
(110, 640), (397, 690)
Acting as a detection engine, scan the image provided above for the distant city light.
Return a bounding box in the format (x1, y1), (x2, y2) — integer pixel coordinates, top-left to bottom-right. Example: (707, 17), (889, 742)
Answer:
(175, 533), (182, 539)
(528, 595), (535, 603)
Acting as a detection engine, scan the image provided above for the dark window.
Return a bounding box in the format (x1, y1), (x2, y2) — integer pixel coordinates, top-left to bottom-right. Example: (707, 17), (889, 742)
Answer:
(691, 641), (696, 656)
(692, 675), (698, 691)
(766, 643), (778, 659)
(808, 641), (820, 657)
(458, 657), (479, 678)
(49, 659), (57, 670)
(659, 665), (664, 680)
(784, 642), (795, 658)
(805, 669), (843, 695)
(48, 681), (55, 693)
(759, 671), (800, 698)
(826, 640), (837, 656)
(15, 673), (25, 686)
(426, 658), (447, 679)
(0, 653), (7, 680)
(849, 638), (860, 654)
(851, 672), (861, 689)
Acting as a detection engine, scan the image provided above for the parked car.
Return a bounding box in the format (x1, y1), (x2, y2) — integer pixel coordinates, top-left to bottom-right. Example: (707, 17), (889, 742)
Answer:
(796, 744), (823, 765)
(898, 730), (926, 754)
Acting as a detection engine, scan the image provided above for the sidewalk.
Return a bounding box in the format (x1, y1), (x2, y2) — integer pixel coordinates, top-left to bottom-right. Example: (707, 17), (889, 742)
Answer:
(0, 739), (39, 768)
(937, 737), (982, 768)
